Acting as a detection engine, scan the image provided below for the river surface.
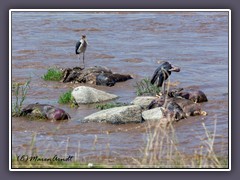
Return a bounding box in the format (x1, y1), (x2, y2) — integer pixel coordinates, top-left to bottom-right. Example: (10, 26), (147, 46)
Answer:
(11, 11), (229, 166)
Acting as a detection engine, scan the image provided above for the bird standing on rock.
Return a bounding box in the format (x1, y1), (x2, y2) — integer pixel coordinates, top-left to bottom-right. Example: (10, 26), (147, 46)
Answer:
(150, 61), (180, 94)
(75, 35), (88, 68)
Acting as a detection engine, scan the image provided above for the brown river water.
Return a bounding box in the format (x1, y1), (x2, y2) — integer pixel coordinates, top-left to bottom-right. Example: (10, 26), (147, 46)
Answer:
(11, 11), (229, 165)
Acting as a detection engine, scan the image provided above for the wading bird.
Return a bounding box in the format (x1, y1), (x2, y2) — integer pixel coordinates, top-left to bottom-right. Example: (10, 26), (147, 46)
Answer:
(75, 35), (88, 68)
(150, 61), (180, 94)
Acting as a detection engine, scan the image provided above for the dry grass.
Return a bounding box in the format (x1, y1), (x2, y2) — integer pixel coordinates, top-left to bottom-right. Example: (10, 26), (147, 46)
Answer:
(11, 118), (228, 169)
(130, 119), (228, 168)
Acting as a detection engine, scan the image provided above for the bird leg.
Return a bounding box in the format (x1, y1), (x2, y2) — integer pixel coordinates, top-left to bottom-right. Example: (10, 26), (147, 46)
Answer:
(161, 68), (168, 95)
(78, 54), (81, 68)
(82, 53), (85, 69)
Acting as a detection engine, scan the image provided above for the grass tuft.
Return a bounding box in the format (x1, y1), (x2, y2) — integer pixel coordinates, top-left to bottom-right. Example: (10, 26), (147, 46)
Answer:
(58, 90), (72, 104)
(12, 79), (31, 117)
(58, 90), (77, 107)
(42, 68), (63, 81)
(135, 78), (161, 96)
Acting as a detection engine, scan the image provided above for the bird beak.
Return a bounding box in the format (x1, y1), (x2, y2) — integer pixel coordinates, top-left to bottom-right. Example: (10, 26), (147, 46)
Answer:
(169, 65), (180, 72)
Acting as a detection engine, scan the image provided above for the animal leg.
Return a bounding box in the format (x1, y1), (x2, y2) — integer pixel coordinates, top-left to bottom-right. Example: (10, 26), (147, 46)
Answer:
(83, 53), (85, 68)
(78, 54), (81, 67)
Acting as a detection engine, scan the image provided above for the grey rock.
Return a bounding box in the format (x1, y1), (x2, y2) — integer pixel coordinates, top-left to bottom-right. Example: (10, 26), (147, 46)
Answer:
(131, 96), (156, 109)
(142, 107), (170, 127)
(142, 107), (164, 121)
(72, 86), (118, 104)
(83, 105), (142, 124)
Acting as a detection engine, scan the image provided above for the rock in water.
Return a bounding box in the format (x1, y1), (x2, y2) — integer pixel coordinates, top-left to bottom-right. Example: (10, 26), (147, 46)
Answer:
(142, 107), (164, 121)
(142, 107), (170, 126)
(131, 96), (157, 109)
(83, 105), (142, 124)
(20, 103), (71, 120)
(71, 86), (118, 104)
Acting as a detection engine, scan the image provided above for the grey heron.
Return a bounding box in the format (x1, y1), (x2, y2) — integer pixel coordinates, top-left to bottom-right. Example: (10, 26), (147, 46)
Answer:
(75, 35), (88, 68)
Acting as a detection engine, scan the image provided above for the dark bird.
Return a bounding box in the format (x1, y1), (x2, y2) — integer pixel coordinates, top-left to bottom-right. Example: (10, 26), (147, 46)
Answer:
(75, 35), (88, 68)
(150, 61), (180, 88)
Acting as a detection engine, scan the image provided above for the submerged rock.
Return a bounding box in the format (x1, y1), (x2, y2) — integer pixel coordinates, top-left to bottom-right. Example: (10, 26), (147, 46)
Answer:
(61, 66), (132, 86)
(83, 105), (142, 124)
(142, 107), (164, 121)
(20, 103), (70, 120)
(141, 108), (171, 127)
(71, 86), (118, 104)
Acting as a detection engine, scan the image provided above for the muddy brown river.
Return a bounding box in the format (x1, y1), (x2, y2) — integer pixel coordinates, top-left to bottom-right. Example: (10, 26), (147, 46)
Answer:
(11, 11), (229, 166)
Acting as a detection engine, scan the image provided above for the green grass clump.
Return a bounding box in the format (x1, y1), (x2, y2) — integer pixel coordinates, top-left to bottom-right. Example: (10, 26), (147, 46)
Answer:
(12, 79), (31, 117)
(96, 102), (128, 110)
(58, 90), (77, 107)
(42, 68), (63, 81)
(135, 78), (161, 96)
(58, 90), (72, 104)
